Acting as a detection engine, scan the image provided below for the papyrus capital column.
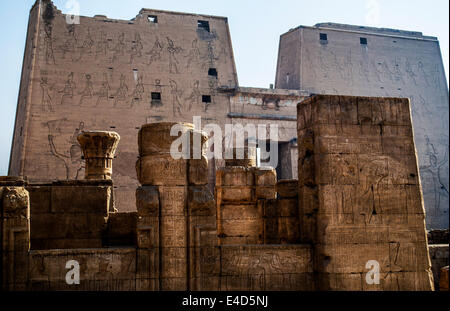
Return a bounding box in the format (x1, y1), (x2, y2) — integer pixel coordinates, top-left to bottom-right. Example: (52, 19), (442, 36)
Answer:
(77, 131), (120, 180)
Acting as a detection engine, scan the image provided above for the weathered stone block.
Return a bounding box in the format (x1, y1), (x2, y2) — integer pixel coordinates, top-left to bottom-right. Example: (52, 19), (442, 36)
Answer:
(50, 184), (111, 214)
(188, 185), (214, 214)
(27, 186), (52, 214)
(276, 179), (298, 198)
(220, 204), (261, 221)
(138, 122), (194, 156)
(254, 167), (277, 186)
(255, 186), (276, 199)
(188, 156), (209, 185)
(105, 212), (137, 246)
(136, 186), (159, 215)
(219, 186), (254, 202)
(159, 186), (187, 216)
(136, 155), (188, 186)
(216, 167), (254, 186)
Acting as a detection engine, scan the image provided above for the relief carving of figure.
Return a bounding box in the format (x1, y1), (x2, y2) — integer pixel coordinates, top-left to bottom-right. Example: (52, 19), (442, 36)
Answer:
(95, 31), (109, 59)
(40, 77), (54, 112)
(359, 157), (389, 224)
(60, 24), (77, 61)
(170, 79), (183, 117)
(167, 37), (183, 74)
(146, 36), (163, 65)
(47, 120), (84, 179)
(59, 72), (76, 105)
(95, 73), (110, 106)
(129, 33), (143, 64)
(79, 74), (94, 106)
(405, 59), (417, 85)
(247, 257), (266, 291)
(130, 75), (145, 108)
(185, 39), (201, 69)
(44, 24), (56, 65)
(185, 80), (200, 111)
(113, 74), (129, 107)
(112, 33), (126, 63)
(77, 28), (94, 61)
(417, 61), (430, 86)
(420, 137), (449, 214)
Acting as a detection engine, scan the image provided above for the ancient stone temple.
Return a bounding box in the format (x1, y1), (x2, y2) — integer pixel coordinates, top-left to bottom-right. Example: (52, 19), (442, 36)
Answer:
(1, 95), (443, 291)
(3, 0), (448, 291)
(8, 1), (448, 229)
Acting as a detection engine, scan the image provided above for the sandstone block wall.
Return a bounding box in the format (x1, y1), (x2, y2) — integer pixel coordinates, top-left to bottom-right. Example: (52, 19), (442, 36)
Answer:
(216, 165), (277, 245)
(27, 180), (113, 249)
(297, 95), (434, 290)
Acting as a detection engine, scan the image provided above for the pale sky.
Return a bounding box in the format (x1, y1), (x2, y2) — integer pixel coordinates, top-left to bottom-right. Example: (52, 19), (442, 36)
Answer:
(0, 0), (448, 175)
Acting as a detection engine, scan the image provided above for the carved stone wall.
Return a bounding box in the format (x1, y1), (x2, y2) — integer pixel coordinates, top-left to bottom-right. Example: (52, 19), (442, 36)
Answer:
(135, 122), (216, 290)
(9, 1), (238, 213)
(277, 24), (449, 229)
(1, 177), (30, 290)
(297, 95), (434, 290)
(27, 180), (112, 249)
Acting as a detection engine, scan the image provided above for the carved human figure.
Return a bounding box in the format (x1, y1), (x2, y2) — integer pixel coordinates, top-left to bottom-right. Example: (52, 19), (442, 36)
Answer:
(420, 148), (449, 214)
(170, 79), (183, 117)
(129, 33), (143, 64)
(359, 158), (389, 224)
(430, 64), (442, 91)
(113, 74), (128, 107)
(77, 28), (94, 61)
(40, 77), (53, 112)
(405, 59), (417, 85)
(146, 36), (163, 65)
(392, 58), (405, 84)
(59, 72), (76, 105)
(130, 75), (145, 107)
(204, 40), (218, 68)
(44, 24), (55, 65)
(95, 73), (110, 106)
(247, 257), (266, 291)
(185, 39), (201, 69)
(95, 31), (108, 59)
(166, 37), (182, 74)
(79, 74), (94, 106)
(60, 24), (77, 60)
(185, 80), (200, 111)
(47, 121), (84, 180)
(112, 33), (126, 63)
(417, 61), (430, 86)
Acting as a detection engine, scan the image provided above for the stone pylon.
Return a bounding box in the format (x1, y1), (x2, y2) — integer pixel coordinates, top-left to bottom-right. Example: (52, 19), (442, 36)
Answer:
(77, 131), (120, 180)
